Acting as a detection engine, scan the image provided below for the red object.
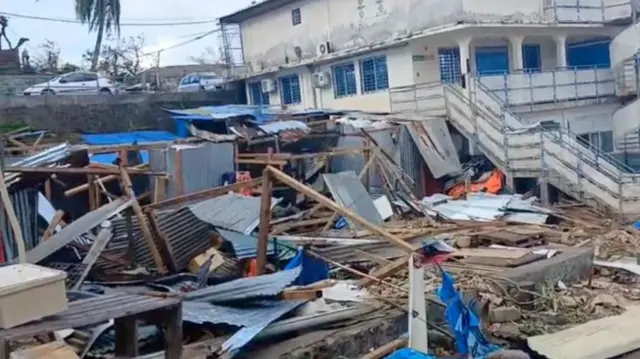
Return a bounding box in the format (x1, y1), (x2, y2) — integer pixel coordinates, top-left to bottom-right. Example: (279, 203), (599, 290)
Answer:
(0, 232), (5, 263)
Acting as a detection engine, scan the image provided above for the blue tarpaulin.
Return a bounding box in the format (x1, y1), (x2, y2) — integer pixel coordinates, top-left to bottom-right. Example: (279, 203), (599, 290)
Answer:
(385, 348), (435, 359)
(81, 130), (178, 165)
(437, 268), (500, 358)
(284, 248), (329, 286)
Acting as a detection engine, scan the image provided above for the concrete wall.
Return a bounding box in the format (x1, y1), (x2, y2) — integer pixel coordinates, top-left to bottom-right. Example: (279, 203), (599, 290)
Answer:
(611, 21), (640, 67)
(518, 102), (619, 133)
(0, 89), (243, 134)
(0, 75), (54, 96)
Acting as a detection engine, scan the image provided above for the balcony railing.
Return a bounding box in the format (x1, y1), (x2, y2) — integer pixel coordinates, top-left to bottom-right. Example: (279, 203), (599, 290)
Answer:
(478, 67), (615, 109)
(543, 0), (634, 22)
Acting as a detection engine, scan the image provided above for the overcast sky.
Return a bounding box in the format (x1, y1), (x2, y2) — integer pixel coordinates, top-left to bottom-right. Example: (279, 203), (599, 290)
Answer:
(3, 0), (255, 67)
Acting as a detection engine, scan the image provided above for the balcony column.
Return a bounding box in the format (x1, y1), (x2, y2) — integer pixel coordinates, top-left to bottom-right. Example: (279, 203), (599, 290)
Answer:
(554, 35), (567, 68)
(458, 37), (471, 80)
(510, 36), (524, 71)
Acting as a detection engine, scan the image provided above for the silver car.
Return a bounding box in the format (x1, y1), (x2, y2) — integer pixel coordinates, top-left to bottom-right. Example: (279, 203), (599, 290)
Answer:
(23, 72), (116, 95)
(177, 72), (224, 92)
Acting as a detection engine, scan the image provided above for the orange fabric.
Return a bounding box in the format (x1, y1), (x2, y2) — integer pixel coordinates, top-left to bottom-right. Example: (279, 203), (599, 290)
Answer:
(247, 259), (258, 277)
(236, 171), (252, 196)
(447, 169), (505, 198)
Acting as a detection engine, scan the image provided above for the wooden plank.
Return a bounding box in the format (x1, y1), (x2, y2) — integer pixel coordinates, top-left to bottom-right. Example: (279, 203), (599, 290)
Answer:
(357, 256), (409, 287)
(361, 338), (408, 359)
(453, 248), (530, 259)
(117, 161), (166, 273)
(145, 177), (263, 211)
(266, 166), (414, 253)
(174, 149), (185, 196)
(3, 167), (166, 176)
(256, 168), (273, 275)
(0, 168), (26, 262)
(42, 210), (65, 241)
(71, 228), (114, 290)
(528, 305), (640, 359)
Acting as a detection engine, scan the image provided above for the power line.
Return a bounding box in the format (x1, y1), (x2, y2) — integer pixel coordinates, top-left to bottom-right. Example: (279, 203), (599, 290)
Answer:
(141, 29), (219, 56)
(0, 11), (217, 26)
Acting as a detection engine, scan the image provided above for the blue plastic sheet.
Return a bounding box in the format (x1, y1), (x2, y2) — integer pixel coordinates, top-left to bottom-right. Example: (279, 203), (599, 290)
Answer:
(284, 248), (329, 286)
(385, 348), (435, 359)
(437, 268), (501, 358)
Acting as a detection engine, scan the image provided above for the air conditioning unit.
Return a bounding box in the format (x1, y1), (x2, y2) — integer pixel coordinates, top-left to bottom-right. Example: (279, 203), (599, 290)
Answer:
(316, 41), (332, 57)
(312, 72), (331, 88)
(261, 79), (276, 93)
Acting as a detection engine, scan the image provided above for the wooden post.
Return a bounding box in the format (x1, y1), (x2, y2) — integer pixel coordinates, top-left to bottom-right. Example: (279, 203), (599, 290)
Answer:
(266, 166), (414, 253)
(87, 175), (96, 211)
(0, 170), (25, 263)
(117, 161), (166, 273)
(256, 168), (273, 275)
(174, 149), (185, 196)
(114, 316), (139, 357)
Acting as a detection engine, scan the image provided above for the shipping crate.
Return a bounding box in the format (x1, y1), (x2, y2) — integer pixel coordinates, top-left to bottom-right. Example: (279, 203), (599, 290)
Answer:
(0, 264), (67, 329)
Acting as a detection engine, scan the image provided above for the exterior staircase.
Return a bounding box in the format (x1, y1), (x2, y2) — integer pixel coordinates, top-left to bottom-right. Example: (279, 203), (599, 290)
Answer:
(390, 78), (640, 215)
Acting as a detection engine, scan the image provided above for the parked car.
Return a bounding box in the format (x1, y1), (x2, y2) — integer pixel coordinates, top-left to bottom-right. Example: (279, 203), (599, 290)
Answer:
(177, 72), (224, 92)
(22, 71), (116, 95)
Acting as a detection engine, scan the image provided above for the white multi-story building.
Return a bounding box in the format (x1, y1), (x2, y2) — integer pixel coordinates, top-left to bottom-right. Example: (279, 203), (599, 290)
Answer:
(220, 0), (640, 214)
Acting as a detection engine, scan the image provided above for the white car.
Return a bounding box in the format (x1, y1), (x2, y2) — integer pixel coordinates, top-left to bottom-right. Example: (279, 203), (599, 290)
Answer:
(23, 72), (116, 96)
(177, 72), (224, 92)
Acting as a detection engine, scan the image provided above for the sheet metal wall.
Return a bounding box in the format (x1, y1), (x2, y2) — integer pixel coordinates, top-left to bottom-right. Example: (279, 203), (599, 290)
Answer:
(0, 188), (39, 261)
(330, 125), (399, 188)
(399, 125), (425, 198)
(149, 142), (235, 200)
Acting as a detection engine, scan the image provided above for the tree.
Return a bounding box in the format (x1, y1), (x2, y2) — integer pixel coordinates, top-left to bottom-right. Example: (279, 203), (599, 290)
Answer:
(38, 0), (121, 71)
(84, 34), (147, 80)
(31, 39), (60, 73)
(190, 46), (224, 65)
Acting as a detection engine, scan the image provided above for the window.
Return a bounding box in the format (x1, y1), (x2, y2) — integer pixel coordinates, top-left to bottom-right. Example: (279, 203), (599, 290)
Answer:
(62, 73), (87, 83)
(291, 8), (301, 26)
(475, 46), (509, 76)
(522, 44), (542, 73)
(249, 82), (270, 105)
(332, 63), (357, 98)
(577, 131), (614, 153)
(180, 75), (193, 85)
(279, 74), (301, 105)
(566, 37), (611, 69)
(438, 47), (461, 84)
(359, 56), (388, 93)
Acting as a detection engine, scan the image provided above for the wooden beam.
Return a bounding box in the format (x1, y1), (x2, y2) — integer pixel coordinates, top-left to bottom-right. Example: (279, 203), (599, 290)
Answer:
(256, 168), (273, 275)
(4, 166), (166, 176)
(145, 177), (263, 211)
(64, 165), (148, 197)
(117, 161), (166, 273)
(361, 338), (408, 359)
(357, 256), (410, 287)
(42, 210), (65, 241)
(266, 165), (415, 252)
(0, 171), (26, 262)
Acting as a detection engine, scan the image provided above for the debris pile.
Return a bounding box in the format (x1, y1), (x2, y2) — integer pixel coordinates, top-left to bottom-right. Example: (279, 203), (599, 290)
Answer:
(0, 111), (640, 359)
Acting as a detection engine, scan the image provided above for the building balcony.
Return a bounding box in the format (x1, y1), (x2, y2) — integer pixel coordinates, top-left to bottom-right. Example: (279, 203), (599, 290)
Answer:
(479, 67), (616, 108)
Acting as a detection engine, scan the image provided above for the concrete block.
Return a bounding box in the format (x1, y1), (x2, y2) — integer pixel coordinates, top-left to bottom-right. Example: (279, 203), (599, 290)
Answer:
(502, 246), (594, 287)
(489, 306), (522, 323)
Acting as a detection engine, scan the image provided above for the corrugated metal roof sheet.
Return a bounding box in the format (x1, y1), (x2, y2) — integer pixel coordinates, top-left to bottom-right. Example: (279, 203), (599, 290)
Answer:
(258, 120), (308, 134)
(188, 193), (280, 235)
(215, 229), (276, 259)
(323, 171), (383, 229)
(168, 105), (348, 124)
(184, 266), (301, 303)
(5, 143), (72, 186)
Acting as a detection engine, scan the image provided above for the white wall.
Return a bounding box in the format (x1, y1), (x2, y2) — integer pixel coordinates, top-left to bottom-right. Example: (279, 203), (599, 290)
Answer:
(610, 22), (640, 67)
(517, 103), (619, 134)
(239, 0), (465, 70)
(247, 46), (414, 112)
(613, 98), (640, 139)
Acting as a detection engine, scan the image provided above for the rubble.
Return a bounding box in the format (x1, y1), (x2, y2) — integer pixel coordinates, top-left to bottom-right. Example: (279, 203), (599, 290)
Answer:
(1, 112), (640, 358)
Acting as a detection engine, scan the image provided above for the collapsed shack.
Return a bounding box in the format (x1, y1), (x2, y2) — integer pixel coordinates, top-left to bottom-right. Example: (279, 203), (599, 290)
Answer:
(0, 114), (640, 359)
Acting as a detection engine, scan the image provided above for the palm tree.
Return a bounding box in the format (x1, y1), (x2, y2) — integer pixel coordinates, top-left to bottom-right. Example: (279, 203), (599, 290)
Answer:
(75, 0), (121, 71)
(38, 0), (121, 71)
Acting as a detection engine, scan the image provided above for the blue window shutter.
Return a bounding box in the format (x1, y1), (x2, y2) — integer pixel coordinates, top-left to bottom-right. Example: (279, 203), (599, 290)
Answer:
(475, 46), (509, 76)
(522, 44), (541, 73)
(567, 38), (611, 69)
(279, 74), (301, 105)
(332, 63), (357, 98)
(360, 55), (388, 93)
(438, 48), (461, 84)
(249, 82), (269, 105)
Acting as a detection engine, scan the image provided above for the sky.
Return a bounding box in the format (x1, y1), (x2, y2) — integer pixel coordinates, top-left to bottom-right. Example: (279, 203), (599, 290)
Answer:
(3, 0), (255, 68)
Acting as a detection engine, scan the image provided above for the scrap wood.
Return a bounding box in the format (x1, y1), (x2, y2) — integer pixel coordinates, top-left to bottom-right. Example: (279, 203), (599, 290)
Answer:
(42, 210), (65, 240)
(117, 161), (166, 273)
(70, 228), (114, 290)
(357, 256), (410, 288)
(266, 166), (415, 252)
(280, 288), (323, 301)
(64, 164), (148, 197)
(361, 338), (408, 359)
(145, 177), (262, 211)
(270, 217), (333, 235)
(0, 164), (26, 263)
(2, 166), (166, 176)
(257, 168), (273, 275)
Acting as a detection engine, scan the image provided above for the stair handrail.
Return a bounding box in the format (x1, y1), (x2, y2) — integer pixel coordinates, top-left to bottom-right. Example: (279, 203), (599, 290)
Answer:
(470, 75), (636, 174)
